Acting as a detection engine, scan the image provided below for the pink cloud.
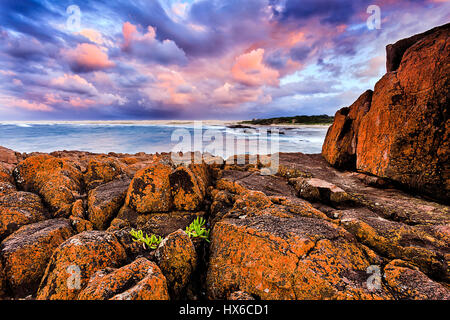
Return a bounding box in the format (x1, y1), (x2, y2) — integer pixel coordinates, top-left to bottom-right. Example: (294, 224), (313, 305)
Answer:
(63, 43), (115, 73)
(232, 49), (280, 87)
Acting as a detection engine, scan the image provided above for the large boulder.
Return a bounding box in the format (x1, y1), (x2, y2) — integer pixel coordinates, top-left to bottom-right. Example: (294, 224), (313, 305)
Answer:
(155, 229), (197, 298)
(0, 146), (22, 171)
(207, 214), (391, 300)
(322, 23), (450, 202)
(322, 90), (372, 169)
(0, 191), (47, 240)
(13, 155), (84, 216)
(87, 176), (130, 230)
(0, 219), (74, 297)
(78, 257), (169, 300)
(36, 231), (127, 300)
(125, 163), (173, 213)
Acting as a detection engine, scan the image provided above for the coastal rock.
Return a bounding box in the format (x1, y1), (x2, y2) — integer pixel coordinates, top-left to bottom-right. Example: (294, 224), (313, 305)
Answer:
(322, 90), (372, 169)
(13, 155), (83, 216)
(0, 165), (16, 197)
(207, 214), (390, 300)
(87, 176), (130, 230)
(228, 291), (255, 300)
(125, 163), (173, 213)
(170, 164), (210, 211)
(0, 191), (47, 240)
(289, 177), (350, 205)
(84, 156), (124, 190)
(78, 257), (169, 300)
(69, 216), (94, 233)
(384, 260), (450, 300)
(155, 229), (197, 298)
(0, 219), (73, 297)
(323, 23), (450, 201)
(36, 231), (127, 300)
(0, 146), (22, 170)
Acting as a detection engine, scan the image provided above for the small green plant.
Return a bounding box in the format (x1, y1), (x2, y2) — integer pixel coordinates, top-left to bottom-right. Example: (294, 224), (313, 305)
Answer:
(185, 217), (210, 242)
(130, 229), (162, 250)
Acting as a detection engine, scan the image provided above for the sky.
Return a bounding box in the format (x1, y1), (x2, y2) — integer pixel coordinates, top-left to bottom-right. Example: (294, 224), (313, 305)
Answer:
(0, 0), (448, 120)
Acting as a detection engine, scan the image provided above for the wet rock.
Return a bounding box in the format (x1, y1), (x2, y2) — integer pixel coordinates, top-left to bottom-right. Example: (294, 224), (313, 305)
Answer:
(125, 163), (173, 213)
(36, 231), (127, 300)
(207, 214), (390, 300)
(0, 191), (47, 240)
(13, 155), (83, 216)
(290, 177), (350, 205)
(78, 257), (169, 300)
(155, 229), (197, 298)
(0, 219), (74, 297)
(384, 260), (450, 300)
(322, 90), (372, 169)
(87, 176), (130, 230)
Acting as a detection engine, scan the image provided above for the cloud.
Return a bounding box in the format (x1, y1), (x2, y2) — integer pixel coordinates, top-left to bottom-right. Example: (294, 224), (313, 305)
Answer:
(231, 49), (280, 87)
(121, 22), (188, 66)
(63, 43), (115, 73)
(50, 74), (98, 95)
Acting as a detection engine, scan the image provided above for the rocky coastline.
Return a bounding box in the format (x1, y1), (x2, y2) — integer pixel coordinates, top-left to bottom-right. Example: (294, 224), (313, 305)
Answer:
(0, 24), (448, 300)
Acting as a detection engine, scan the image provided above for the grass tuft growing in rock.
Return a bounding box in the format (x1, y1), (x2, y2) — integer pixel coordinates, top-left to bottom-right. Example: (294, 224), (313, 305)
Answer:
(185, 217), (210, 243)
(130, 229), (162, 250)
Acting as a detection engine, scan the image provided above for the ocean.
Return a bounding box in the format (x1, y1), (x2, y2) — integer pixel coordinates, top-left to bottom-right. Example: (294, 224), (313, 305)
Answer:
(0, 121), (329, 157)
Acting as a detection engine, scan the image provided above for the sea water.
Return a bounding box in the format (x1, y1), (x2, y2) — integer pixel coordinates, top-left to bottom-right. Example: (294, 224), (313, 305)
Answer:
(0, 122), (329, 157)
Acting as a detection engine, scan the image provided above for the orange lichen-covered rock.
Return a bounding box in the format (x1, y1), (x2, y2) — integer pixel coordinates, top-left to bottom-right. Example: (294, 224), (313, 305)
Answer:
(78, 257), (169, 300)
(13, 155), (83, 216)
(169, 164), (210, 211)
(0, 191), (47, 240)
(84, 156), (124, 190)
(322, 24), (450, 201)
(155, 229), (197, 298)
(87, 176), (130, 230)
(36, 231), (127, 300)
(384, 260), (450, 300)
(207, 214), (391, 300)
(69, 216), (94, 233)
(0, 219), (74, 297)
(125, 163), (173, 213)
(322, 90), (372, 169)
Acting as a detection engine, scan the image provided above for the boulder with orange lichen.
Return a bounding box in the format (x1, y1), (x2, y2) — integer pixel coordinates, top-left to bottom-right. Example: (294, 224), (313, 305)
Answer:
(36, 231), (127, 300)
(384, 260), (450, 300)
(169, 164), (210, 211)
(0, 164), (16, 197)
(125, 163), (173, 213)
(155, 229), (197, 298)
(0, 191), (47, 240)
(0, 218), (74, 297)
(12, 155), (83, 216)
(87, 176), (130, 230)
(207, 212), (391, 300)
(84, 156), (124, 190)
(78, 257), (169, 300)
(322, 23), (450, 201)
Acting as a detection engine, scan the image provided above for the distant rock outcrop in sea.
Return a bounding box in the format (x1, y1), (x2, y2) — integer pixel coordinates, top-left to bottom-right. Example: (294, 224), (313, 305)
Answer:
(322, 23), (449, 202)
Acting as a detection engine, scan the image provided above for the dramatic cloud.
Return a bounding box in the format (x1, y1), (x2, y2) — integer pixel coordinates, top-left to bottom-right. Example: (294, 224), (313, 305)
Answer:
(0, 0), (448, 120)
